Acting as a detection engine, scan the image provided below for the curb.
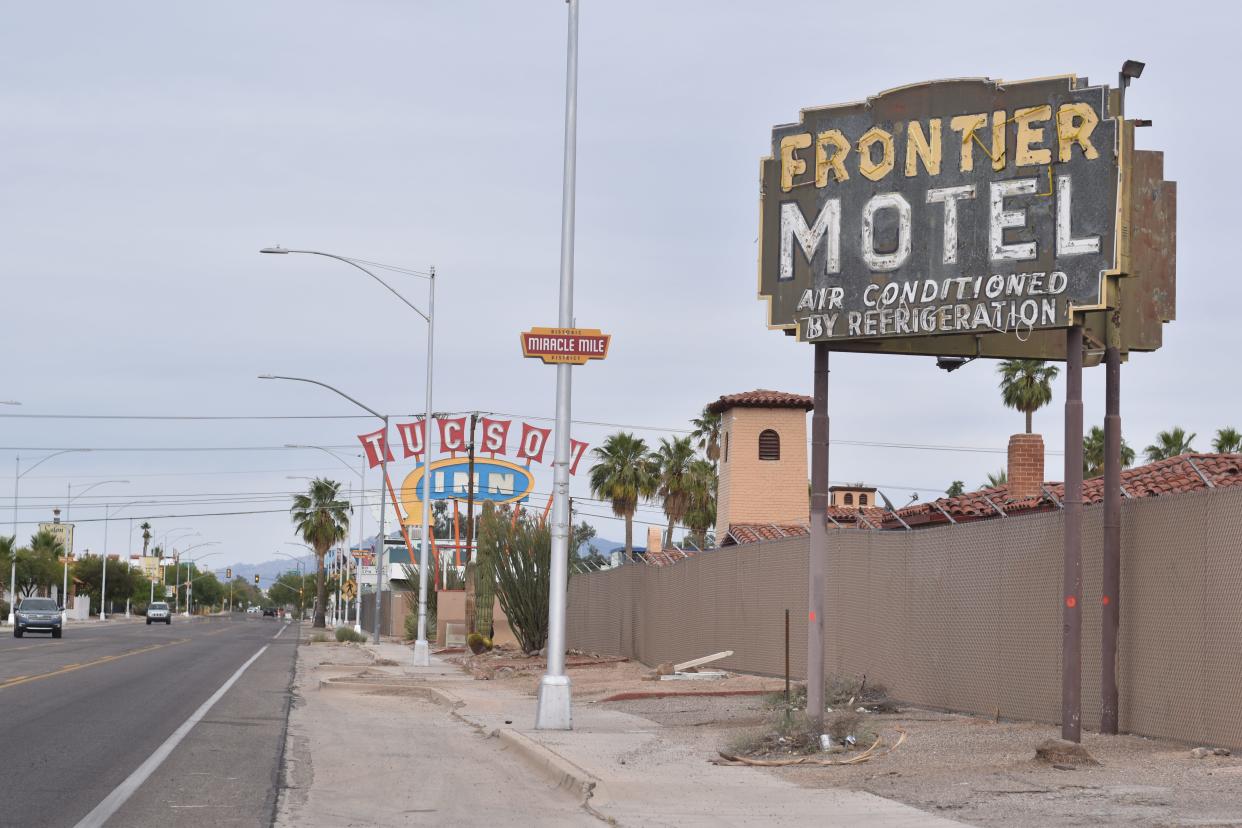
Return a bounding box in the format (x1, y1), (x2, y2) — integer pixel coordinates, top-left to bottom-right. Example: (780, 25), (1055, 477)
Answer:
(599, 688), (774, 703)
(496, 728), (605, 803)
(318, 678), (464, 709)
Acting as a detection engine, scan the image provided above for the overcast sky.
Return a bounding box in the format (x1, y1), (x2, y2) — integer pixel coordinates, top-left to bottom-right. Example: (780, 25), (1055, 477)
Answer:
(2, 1), (1234, 567)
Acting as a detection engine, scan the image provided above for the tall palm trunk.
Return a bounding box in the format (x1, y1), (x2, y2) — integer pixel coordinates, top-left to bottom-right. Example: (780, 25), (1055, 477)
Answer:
(314, 548), (327, 628)
(665, 517), (674, 551)
(624, 514), (634, 561)
(1025, 410), (1033, 434)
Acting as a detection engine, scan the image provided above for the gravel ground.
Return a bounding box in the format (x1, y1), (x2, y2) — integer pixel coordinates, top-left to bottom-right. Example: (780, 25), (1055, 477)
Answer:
(608, 694), (1242, 827)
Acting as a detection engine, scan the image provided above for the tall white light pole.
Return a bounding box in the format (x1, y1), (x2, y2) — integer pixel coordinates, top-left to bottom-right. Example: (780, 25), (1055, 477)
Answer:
(182, 547), (220, 616)
(97, 499), (146, 621)
(262, 376), (394, 640)
(62, 480), (128, 622)
(7, 449), (90, 626)
(536, 0), (580, 731)
(260, 250), (435, 664)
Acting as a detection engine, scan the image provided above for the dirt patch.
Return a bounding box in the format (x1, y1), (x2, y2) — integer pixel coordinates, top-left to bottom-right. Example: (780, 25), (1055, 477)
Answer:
(445, 649), (786, 703)
(605, 693), (1242, 827)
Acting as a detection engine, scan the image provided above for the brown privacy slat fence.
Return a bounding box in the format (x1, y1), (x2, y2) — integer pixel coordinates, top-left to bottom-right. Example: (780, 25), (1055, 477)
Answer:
(566, 486), (1242, 749)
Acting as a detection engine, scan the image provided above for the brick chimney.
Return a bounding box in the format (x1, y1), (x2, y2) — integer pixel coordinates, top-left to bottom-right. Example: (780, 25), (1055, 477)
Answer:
(1007, 434), (1045, 499)
(646, 526), (663, 554)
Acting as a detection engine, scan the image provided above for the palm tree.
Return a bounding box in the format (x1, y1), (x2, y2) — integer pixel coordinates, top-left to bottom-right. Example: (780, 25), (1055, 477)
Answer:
(998, 359), (1059, 434)
(140, 522), (152, 557)
(1082, 425), (1136, 477)
(651, 436), (696, 548)
(290, 478), (350, 628)
(683, 459), (717, 549)
(945, 481), (965, 497)
(1144, 427), (1196, 463)
(983, 469), (1007, 489)
(588, 433), (656, 560)
(690, 407), (722, 466)
(1212, 427), (1241, 454)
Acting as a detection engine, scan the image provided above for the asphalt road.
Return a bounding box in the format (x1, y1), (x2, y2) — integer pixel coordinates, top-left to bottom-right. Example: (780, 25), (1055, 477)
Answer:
(0, 613), (298, 827)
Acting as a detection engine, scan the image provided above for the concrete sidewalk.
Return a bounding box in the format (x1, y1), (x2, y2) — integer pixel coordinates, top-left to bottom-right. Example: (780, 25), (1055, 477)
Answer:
(344, 642), (969, 827)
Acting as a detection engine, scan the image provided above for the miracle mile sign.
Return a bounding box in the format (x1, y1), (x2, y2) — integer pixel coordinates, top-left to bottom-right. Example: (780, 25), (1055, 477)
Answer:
(759, 76), (1121, 346)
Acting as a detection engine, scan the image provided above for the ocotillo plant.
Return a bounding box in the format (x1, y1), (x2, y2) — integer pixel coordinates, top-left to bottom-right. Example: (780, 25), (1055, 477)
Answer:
(486, 504), (561, 654)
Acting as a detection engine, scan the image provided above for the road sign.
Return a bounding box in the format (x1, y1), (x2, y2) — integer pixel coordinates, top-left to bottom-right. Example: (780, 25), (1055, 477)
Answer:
(343, 579), (357, 600)
(760, 75), (1127, 350)
(521, 327), (610, 365)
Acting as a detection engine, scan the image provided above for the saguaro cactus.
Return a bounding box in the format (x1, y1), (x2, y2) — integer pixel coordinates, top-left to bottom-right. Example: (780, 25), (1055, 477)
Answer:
(473, 504), (498, 639)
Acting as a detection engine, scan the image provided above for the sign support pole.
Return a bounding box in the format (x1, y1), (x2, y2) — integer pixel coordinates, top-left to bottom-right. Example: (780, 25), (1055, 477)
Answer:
(536, 0), (579, 731)
(807, 342), (829, 727)
(1062, 323), (1084, 742)
(1101, 302), (1122, 733)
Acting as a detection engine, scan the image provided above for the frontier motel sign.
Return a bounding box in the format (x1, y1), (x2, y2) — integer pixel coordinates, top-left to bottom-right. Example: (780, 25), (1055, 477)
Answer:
(759, 75), (1152, 354)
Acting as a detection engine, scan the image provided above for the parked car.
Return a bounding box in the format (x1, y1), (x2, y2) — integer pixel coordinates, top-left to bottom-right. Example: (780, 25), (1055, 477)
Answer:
(246, 606), (261, 614)
(146, 602), (172, 625)
(262, 607), (277, 617)
(13, 597), (62, 638)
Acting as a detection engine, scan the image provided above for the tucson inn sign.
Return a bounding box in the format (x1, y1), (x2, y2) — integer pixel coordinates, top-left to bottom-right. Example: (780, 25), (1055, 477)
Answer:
(756, 70), (1175, 745)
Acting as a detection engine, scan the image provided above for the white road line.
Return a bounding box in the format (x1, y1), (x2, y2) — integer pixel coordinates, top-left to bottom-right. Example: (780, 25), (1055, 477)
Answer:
(73, 645), (269, 828)
(273, 622), (289, 640)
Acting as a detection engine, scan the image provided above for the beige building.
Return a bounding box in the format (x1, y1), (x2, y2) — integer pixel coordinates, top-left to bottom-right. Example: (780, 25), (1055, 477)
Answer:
(709, 389), (812, 537)
(829, 485), (876, 509)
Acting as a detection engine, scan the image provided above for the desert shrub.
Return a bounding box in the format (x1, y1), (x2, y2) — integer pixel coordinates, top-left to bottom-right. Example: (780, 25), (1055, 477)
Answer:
(335, 627), (367, 643)
(466, 632), (492, 654)
(404, 612), (418, 641)
(310, 632), (331, 643)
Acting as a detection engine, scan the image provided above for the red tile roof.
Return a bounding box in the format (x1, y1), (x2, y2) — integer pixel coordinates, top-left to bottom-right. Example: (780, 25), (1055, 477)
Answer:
(892, 453), (1242, 529)
(706, 389), (814, 414)
(721, 454), (1242, 545)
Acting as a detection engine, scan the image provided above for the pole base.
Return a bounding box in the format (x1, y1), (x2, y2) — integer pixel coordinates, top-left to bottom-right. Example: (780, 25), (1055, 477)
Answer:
(412, 639), (431, 666)
(535, 674), (573, 730)
(4, 612), (13, 626)
(99, 613), (106, 622)
(353, 623), (362, 635)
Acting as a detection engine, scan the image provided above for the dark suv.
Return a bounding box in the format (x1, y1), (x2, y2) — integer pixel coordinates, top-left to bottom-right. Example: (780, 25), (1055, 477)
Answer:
(14, 597), (62, 638)
(262, 607), (277, 617)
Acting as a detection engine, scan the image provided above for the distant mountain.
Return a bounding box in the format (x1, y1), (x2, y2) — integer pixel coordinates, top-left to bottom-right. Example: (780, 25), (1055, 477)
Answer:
(578, 537), (623, 558)
(225, 555), (315, 586)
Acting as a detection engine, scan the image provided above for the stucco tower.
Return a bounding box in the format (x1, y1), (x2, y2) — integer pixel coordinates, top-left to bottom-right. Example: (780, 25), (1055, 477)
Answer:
(708, 390), (813, 539)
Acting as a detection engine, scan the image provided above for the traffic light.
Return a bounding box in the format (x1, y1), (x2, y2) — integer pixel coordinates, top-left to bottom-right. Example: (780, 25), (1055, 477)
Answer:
(226, 568), (232, 579)
(254, 573), (260, 585)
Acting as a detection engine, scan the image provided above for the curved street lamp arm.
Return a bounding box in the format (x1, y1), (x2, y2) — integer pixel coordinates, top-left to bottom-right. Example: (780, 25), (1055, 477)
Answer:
(19, 449), (91, 479)
(285, 445), (363, 478)
(258, 375), (384, 422)
(268, 249), (430, 322)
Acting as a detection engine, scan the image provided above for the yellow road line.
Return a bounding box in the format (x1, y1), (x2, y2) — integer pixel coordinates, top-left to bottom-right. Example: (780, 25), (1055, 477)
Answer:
(0, 639), (190, 692)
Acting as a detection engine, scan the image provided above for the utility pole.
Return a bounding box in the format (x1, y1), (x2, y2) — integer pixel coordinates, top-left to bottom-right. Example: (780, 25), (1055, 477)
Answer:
(464, 412), (479, 568)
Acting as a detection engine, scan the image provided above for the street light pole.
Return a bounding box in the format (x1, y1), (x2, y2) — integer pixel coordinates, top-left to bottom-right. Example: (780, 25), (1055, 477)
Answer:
(536, 0), (580, 731)
(61, 479), (128, 622)
(260, 248), (435, 663)
(260, 375), (403, 647)
(7, 450), (90, 626)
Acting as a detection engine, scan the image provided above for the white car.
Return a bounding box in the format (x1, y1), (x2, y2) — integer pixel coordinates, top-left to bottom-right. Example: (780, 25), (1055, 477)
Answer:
(247, 606), (261, 614)
(146, 602), (172, 625)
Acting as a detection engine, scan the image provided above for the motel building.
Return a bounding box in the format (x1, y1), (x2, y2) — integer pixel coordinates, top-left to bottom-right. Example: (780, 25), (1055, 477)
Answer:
(627, 389), (1242, 563)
